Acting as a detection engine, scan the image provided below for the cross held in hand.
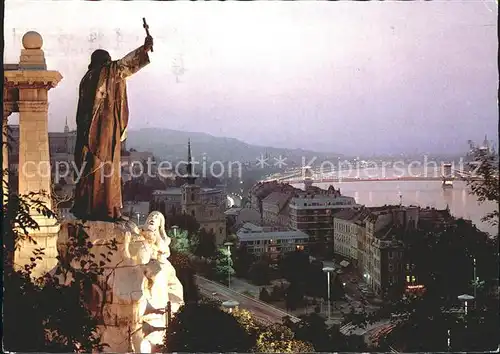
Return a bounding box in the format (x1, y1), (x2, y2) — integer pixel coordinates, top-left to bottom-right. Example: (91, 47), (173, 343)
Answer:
(142, 17), (153, 52)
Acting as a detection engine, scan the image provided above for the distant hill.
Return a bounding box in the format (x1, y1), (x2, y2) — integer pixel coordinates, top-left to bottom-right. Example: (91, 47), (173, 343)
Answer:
(126, 128), (344, 165)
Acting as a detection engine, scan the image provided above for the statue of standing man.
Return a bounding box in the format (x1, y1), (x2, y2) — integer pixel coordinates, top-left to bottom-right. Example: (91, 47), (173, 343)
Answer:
(71, 35), (153, 221)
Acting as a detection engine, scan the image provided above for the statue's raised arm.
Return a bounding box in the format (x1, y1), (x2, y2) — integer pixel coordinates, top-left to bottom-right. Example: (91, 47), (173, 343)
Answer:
(115, 35), (153, 80)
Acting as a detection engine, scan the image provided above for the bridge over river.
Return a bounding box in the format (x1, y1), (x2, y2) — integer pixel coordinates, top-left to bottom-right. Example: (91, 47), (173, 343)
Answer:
(281, 175), (462, 183)
(272, 166), (477, 184)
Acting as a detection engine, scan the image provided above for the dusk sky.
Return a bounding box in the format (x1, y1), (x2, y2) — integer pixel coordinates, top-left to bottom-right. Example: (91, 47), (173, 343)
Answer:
(4, 0), (498, 155)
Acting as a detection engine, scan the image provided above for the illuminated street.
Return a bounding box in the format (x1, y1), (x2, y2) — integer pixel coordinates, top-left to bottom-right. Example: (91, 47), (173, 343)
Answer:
(195, 275), (300, 324)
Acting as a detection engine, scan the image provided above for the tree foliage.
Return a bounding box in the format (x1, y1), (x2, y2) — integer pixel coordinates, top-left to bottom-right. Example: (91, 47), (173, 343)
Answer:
(255, 323), (314, 353)
(356, 218), (499, 352)
(166, 212), (200, 237)
(193, 228), (217, 258)
(169, 250), (200, 304)
(163, 302), (253, 353)
(232, 244), (256, 278)
(259, 287), (272, 302)
(466, 142), (499, 228)
(279, 250), (310, 283)
(404, 219), (498, 300)
(168, 228), (194, 254)
(249, 259), (272, 285)
(2, 169), (109, 352)
(122, 177), (167, 201)
(214, 247), (235, 284)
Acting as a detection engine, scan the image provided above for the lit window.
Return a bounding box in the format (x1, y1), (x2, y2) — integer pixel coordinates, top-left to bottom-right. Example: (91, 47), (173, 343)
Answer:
(406, 276), (410, 283)
(411, 276), (416, 282)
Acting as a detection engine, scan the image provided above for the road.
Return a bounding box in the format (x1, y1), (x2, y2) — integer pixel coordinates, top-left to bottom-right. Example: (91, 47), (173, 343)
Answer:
(195, 275), (300, 325)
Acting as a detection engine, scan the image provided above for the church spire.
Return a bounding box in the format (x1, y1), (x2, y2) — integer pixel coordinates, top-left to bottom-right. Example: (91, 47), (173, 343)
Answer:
(64, 116), (69, 133)
(186, 139), (196, 185)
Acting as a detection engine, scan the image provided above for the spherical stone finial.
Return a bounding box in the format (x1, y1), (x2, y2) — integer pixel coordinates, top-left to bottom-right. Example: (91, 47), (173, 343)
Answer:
(22, 31), (43, 50)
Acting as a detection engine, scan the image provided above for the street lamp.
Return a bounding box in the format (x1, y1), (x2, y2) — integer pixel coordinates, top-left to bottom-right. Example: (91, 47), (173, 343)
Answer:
(458, 294), (475, 316)
(224, 242), (233, 288)
(323, 266), (335, 322)
(473, 258), (477, 299)
(171, 225), (179, 237)
(222, 300), (239, 313)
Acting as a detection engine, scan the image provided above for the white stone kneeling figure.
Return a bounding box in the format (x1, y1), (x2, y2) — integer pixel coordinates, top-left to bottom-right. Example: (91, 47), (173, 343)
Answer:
(54, 213), (184, 353)
(139, 211), (184, 349)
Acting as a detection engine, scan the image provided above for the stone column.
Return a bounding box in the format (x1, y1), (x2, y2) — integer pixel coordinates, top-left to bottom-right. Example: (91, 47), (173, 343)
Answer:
(18, 99), (52, 208)
(2, 112), (10, 202)
(6, 31), (63, 277)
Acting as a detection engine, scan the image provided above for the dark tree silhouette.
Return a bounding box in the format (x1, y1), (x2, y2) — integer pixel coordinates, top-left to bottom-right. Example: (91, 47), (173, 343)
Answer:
(259, 287), (272, 302)
(166, 213), (200, 237)
(169, 251), (200, 304)
(3, 169), (109, 352)
(285, 281), (305, 311)
(232, 244), (256, 278)
(163, 302), (253, 353)
(465, 142), (499, 228)
(356, 218), (499, 352)
(194, 228), (217, 258)
(279, 250), (310, 283)
(248, 259), (271, 286)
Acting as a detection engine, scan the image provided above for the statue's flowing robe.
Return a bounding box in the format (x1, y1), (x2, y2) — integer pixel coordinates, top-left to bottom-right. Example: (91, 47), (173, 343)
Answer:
(72, 46), (150, 220)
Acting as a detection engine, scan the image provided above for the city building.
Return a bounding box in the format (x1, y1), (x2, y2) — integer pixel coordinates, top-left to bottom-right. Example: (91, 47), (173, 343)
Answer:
(49, 118), (77, 155)
(248, 180), (358, 241)
(151, 187), (227, 216)
(248, 180), (296, 212)
(261, 191), (293, 227)
(361, 209), (406, 299)
(236, 222), (309, 259)
(151, 188), (185, 216)
(150, 140), (227, 245)
(332, 205), (452, 299)
(333, 208), (365, 263)
(288, 187), (358, 238)
(225, 207), (262, 231)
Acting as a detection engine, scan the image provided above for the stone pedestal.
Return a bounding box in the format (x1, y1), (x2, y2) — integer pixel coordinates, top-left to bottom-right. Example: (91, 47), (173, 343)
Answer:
(56, 219), (184, 353)
(4, 31), (63, 277)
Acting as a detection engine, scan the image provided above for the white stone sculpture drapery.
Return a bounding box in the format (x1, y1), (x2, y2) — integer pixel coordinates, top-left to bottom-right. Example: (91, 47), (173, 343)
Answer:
(54, 212), (184, 353)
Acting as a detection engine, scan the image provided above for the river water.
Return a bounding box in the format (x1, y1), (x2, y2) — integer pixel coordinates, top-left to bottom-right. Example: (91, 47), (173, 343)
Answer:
(290, 167), (498, 236)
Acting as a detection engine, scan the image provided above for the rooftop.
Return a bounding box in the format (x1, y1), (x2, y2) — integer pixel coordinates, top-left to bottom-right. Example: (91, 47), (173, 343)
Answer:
(262, 191), (293, 209)
(153, 187), (182, 196)
(239, 222), (264, 232)
(237, 229), (309, 241)
(334, 208), (364, 221)
(225, 207), (243, 216)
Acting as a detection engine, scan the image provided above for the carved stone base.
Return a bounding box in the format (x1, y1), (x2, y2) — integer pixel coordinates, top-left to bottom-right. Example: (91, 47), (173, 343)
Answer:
(55, 218), (183, 353)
